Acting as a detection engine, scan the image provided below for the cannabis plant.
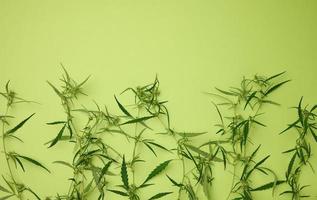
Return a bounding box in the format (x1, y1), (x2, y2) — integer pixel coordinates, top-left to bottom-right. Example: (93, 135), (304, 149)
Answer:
(200, 72), (290, 200)
(0, 81), (50, 200)
(1, 68), (316, 200)
(280, 97), (317, 200)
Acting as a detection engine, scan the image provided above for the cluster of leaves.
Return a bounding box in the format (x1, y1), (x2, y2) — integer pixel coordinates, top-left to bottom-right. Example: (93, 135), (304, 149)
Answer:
(44, 68), (174, 200)
(1, 69), (316, 200)
(196, 72), (290, 200)
(108, 156), (172, 200)
(0, 82), (50, 200)
(279, 97), (317, 199)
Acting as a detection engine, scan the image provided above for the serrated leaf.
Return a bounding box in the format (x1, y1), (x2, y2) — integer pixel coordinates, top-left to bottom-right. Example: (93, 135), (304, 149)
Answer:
(243, 121), (249, 145)
(265, 71), (286, 82)
(120, 116), (155, 126)
(114, 96), (132, 117)
(211, 101), (224, 127)
(48, 124), (66, 148)
(166, 175), (183, 187)
(244, 91), (257, 110)
(254, 155), (270, 169)
(46, 121), (66, 125)
(220, 148), (227, 169)
(17, 155), (50, 173)
(121, 156), (129, 190)
(175, 131), (208, 138)
(309, 127), (317, 142)
(279, 119), (300, 135)
(298, 96), (304, 126)
(147, 141), (170, 153)
(215, 88), (237, 96)
(14, 156), (25, 172)
(251, 180), (285, 191)
(145, 143), (158, 157)
(98, 161), (112, 184)
(53, 161), (74, 169)
(287, 153), (296, 179)
(47, 81), (63, 98)
(26, 188), (41, 200)
(107, 189), (128, 196)
(148, 192), (172, 200)
(5, 113), (35, 135)
(142, 160), (171, 185)
(264, 80), (290, 96)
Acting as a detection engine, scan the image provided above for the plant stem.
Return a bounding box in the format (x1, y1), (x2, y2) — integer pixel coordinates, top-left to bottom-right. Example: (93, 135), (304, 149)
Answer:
(157, 116), (186, 199)
(225, 163), (237, 200)
(131, 108), (140, 185)
(1, 107), (22, 199)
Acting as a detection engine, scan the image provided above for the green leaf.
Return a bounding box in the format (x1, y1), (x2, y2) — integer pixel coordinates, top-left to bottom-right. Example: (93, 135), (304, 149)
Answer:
(250, 145), (261, 160)
(98, 161), (112, 184)
(17, 155), (50, 173)
(47, 81), (63, 98)
(0, 194), (14, 200)
(0, 184), (10, 193)
(6, 135), (23, 143)
(147, 141), (170, 153)
(143, 160), (171, 185)
(265, 71), (286, 82)
(144, 143), (158, 157)
(1, 176), (14, 193)
(14, 156), (25, 172)
(175, 131), (208, 138)
(5, 113), (35, 135)
(166, 175), (183, 187)
(77, 75), (91, 88)
(264, 80), (290, 96)
(121, 156), (129, 190)
(244, 91), (257, 110)
(107, 189), (128, 196)
(184, 144), (208, 156)
(254, 155), (270, 169)
(53, 161), (74, 169)
(220, 148), (227, 169)
(48, 124), (66, 148)
(215, 87), (236, 96)
(243, 120), (249, 145)
(114, 96), (132, 117)
(286, 153), (296, 179)
(298, 96), (304, 126)
(211, 101), (224, 126)
(251, 180), (285, 191)
(251, 119), (266, 127)
(148, 192), (172, 200)
(120, 116), (155, 126)
(185, 147), (202, 183)
(46, 121), (66, 125)
(26, 188), (41, 200)
(309, 127), (317, 142)
(279, 119), (300, 135)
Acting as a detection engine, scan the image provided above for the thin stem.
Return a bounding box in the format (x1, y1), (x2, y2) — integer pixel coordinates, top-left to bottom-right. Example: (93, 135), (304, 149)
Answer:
(225, 163), (237, 200)
(66, 110), (84, 198)
(157, 116), (186, 199)
(1, 107), (22, 199)
(131, 108), (140, 185)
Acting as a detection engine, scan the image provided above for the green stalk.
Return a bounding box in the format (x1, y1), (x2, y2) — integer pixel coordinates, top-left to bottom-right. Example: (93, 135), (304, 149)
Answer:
(1, 107), (22, 199)
(131, 108), (140, 185)
(157, 116), (185, 199)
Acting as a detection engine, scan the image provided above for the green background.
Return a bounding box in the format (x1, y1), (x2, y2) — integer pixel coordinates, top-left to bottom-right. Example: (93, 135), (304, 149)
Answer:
(0, 0), (317, 199)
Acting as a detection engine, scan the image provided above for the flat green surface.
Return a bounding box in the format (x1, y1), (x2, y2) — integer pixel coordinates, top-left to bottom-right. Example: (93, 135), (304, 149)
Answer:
(0, 1), (317, 199)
